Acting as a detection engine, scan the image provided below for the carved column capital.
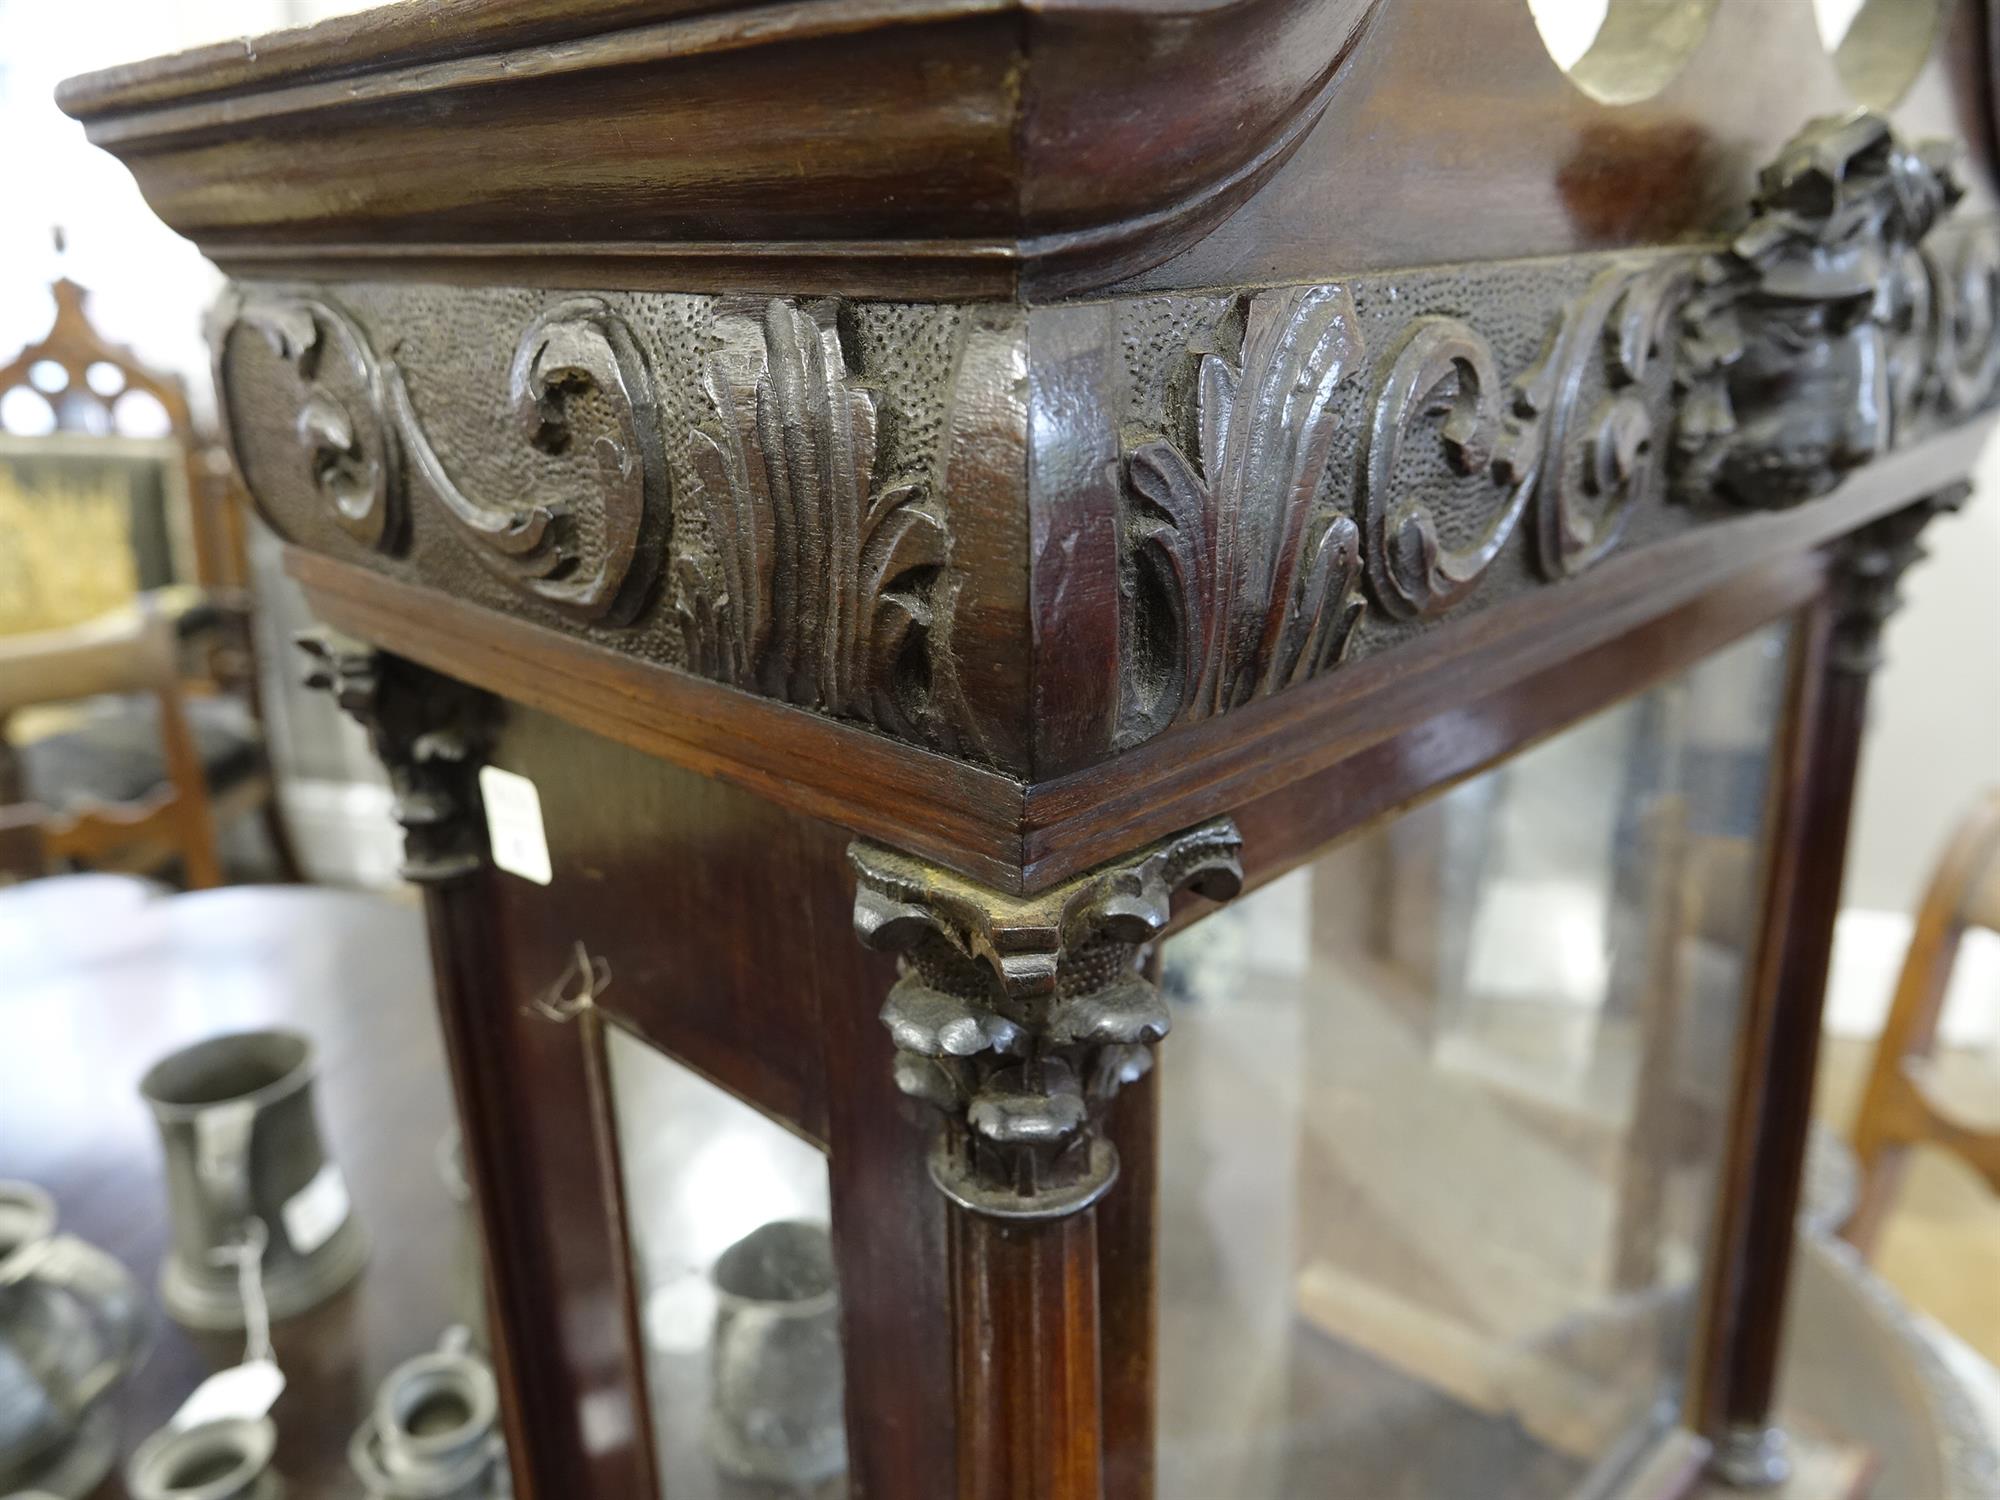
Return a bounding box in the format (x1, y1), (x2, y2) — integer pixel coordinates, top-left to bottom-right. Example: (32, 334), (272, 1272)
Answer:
(298, 631), (495, 883)
(1826, 482), (1970, 677)
(850, 820), (1242, 1219)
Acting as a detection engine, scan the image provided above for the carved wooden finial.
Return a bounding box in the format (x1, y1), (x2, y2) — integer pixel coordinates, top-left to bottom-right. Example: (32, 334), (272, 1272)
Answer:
(850, 820), (1242, 1218)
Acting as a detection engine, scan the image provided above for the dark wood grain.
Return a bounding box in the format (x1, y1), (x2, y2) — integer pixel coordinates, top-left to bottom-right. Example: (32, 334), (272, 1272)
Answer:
(477, 701), (957, 1498)
(1096, 1043), (1160, 1500)
(57, 0), (1379, 299)
(1696, 500), (1957, 1463)
(286, 545), (1032, 893)
(55, 0), (1996, 299)
(953, 1207), (1105, 1500)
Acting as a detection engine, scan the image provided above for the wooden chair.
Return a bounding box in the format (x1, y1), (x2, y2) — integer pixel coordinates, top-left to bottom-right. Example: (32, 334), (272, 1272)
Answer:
(0, 276), (296, 880)
(0, 592), (221, 887)
(1843, 790), (2000, 1258)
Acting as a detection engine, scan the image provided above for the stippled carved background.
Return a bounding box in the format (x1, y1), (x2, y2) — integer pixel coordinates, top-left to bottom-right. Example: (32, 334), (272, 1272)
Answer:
(217, 286), (1032, 770)
(215, 217), (2000, 780)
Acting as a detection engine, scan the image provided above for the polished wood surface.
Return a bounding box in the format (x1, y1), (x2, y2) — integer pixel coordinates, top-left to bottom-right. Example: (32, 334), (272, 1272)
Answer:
(0, 877), (459, 1493)
(59, 1), (2000, 1494)
(51, 0), (2000, 298)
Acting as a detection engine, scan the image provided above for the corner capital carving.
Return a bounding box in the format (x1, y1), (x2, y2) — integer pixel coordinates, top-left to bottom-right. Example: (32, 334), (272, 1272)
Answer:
(298, 631), (495, 883)
(1826, 483), (1970, 677)
(850, 819), (1243, 1218)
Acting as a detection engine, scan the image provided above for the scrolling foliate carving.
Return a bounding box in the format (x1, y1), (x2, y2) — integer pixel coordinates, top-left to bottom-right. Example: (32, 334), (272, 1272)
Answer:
(297, 631), (494, 883)
(1123, 286), (1366, 738)
(389, 297), (670, 623)
(678, 298), (957, 745)
(1106, 110), (1989, 752)
(1504, 260), (1689, 580)
(851, 820), (1243, 1218)
(1361, 316), (1526, 619)
(1677, 111), (1962, 509)
(222, 294), (401, 553)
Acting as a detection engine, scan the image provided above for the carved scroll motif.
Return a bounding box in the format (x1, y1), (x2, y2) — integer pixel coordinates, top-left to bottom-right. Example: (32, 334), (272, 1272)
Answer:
(851, 820), (1243, 1218)
(1928, 232), (2000, 418)
(1361, 316), (1529, 620)
(224, 295), (401, 553)
(1123, 286), (1366, 739)
(678, 298), (955, 744)
(388, 297), (670, 623)
(1504, 260), (1690, 580)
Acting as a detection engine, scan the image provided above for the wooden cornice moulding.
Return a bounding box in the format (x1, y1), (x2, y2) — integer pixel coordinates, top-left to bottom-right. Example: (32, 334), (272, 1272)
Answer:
(60, 0), (1998, 299)
(55, 0), (1381, 298)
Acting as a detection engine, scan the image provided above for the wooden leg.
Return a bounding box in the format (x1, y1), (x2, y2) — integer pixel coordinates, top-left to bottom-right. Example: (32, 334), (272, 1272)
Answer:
(1098, 1061), (1161, 1500)
(1844, 791), (2000, 1258)
(306, 641), (661, 1499)
(954, 1207), (1106, 1500)
(1698, 497), (1959, 1487)
(850, 823), (1243, 1500)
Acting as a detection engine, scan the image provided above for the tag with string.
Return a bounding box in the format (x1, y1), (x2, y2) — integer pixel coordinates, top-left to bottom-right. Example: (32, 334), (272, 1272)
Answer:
(172, 1217), (286, 1428)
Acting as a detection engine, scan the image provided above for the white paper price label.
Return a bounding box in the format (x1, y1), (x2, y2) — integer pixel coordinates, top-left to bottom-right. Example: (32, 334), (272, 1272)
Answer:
(479, 765), (553, 885)
(281, 1163), (350, 1256)
(173, 1357), (286, 1429)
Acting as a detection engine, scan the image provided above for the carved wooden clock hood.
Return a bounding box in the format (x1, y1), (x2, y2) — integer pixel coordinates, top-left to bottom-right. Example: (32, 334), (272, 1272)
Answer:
(62, 0), (2000, 1496)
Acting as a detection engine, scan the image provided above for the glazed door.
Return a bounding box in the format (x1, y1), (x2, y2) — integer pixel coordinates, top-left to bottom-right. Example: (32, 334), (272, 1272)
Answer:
(1151, 620), (1798, 1498)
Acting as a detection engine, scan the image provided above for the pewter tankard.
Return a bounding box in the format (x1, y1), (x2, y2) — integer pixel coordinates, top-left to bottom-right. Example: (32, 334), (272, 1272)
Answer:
(139, 1030), (366, 1330)
(708, 1219), (846, 1487)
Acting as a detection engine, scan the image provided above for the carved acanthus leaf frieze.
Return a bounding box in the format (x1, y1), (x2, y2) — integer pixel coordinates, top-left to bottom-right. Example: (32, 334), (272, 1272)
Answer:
(1113, 109), (1993, 743)
(678, 298), (955, 745)
(216, 112), (2000, 774)
(851, 820), (1244, 1218)
(1124, 286), (1366, 739)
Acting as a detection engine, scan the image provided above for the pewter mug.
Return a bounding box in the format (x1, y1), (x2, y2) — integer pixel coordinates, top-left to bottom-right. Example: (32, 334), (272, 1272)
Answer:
(708, 1220), (846, 1488)
(140, 1030), (366, 1330)
(0, 1182), (146, 1499)
(349, 1342), (509, 1499)
(126, 1417), (282, 1500)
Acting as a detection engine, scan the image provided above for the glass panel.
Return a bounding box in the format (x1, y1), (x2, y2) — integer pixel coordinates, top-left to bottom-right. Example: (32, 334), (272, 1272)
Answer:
(607, 1025), (848, 1499)
(1158, 622), (1793, 1500)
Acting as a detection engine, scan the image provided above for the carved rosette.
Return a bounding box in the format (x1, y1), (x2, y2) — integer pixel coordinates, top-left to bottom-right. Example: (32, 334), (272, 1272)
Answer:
(1361, 315), (1528, 618)
(217, 292), (402, 552)
(1504, 259), (1689, 579)
(298, 631), (494, 883)
(1123, 286), (1367, 740)
(850, 820), (1243, 1218)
